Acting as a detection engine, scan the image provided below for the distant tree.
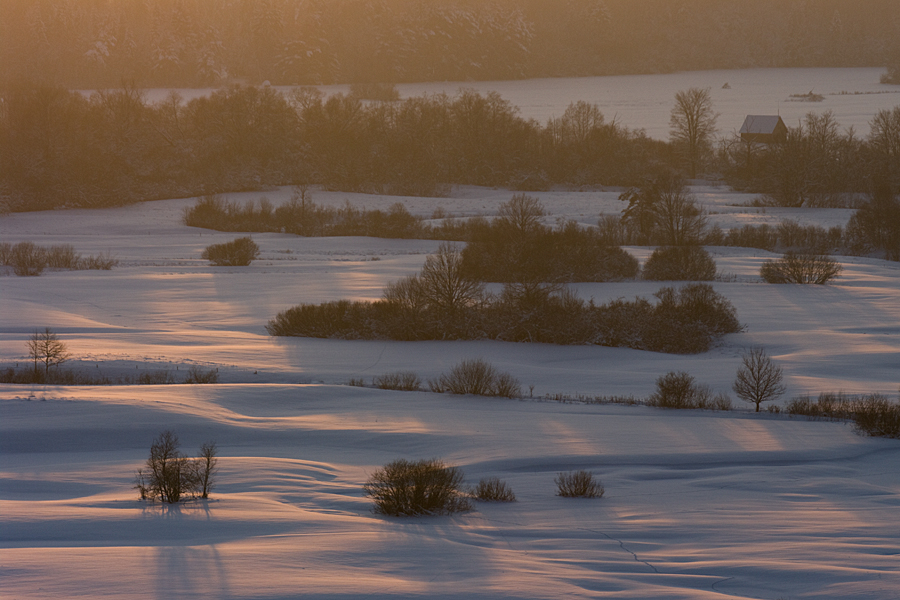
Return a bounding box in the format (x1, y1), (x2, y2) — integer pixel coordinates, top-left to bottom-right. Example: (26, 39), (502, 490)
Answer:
(733, 348), (786, 412)
(845, 185), (900, 261)
(669, 87), (718, 179)
(418, 243), (484, 313)
(27, 328), (70, 374)
(620, 175), (707, 245)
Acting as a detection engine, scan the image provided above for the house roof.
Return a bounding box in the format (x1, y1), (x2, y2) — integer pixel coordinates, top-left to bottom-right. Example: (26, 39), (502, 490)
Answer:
(740, 115), (786, 135)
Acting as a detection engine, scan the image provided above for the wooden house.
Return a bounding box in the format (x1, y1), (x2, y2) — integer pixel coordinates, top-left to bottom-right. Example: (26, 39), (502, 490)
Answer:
(739, 115), (788, 143)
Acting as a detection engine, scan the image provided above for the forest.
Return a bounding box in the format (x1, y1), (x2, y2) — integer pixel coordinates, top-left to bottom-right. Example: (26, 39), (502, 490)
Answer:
(1, 82), (898, 216)
(2, 0), (899, 89)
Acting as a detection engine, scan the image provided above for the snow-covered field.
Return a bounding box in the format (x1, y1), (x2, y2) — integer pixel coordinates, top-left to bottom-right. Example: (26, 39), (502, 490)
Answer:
(5, 67), (900, 599)
(2, 181), (899, 599)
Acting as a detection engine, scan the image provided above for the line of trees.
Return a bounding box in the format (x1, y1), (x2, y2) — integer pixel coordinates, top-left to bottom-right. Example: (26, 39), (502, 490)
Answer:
(3, 0), (898, 89)
(3, 81), (898, 214)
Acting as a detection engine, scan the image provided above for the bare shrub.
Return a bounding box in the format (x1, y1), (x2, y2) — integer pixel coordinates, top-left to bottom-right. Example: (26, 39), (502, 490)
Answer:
(45, 244), (80, 269)
(472, 477), (516, 502)
(202, 236), (260, 266)
(373, 371), (422, 391)
(183, 366), (219, 384)
(135, 431), (218, 502)
(10, 242), (46, 276)
(27, 328), (71, 374)
(363, 458), (472, 516)
(135, 431), (194, 503)
(555, 470), (604, 498)
(428, 358), (521, 398)
(852, 394), (900, 438)
(733, 348), (786, 412)
(650, 371), (705, 409)
(643, 245), (717, 281)
(760, 252), (842, 284)
(79, 251), (119, 270)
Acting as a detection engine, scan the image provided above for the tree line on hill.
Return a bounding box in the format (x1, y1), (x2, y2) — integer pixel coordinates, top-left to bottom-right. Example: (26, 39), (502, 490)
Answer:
(2, 0), (898, 89)
(2, 82), (898, 215)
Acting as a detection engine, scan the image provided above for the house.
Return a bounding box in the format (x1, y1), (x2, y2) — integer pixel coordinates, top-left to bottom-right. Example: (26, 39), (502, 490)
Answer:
(739, 115), (788, 143)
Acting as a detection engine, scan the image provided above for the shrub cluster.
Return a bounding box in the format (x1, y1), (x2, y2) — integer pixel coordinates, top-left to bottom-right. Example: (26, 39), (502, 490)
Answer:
(0, 242), (118, 276)
(201, 236), (260, 266)
(268, 280), (741, 354)
(428, 359), (521, 398)
(786, 392), (900, 438)
(364, 459), (472, 516)
(760, 252), (842, 284)
(642, 245), (717, 281)
(472, 477), (517, 502)
(373, 371), (422, 391)
(461, 196), (639, 283)
(649, 371), (732, 410)
(555, 470), (604, 498)
(135, 431), (218, 503)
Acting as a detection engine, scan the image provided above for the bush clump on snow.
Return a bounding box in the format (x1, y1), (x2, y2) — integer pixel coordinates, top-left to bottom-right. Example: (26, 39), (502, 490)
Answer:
(134, 431), (218, 503)
(0, 241), (118, 276)
(786, 392), (900, 439)
(364, 458), (472, 516)
(373, 371), (422, 391)
(201, 236), (260, 266)
(649, 371), (732, 410)
(267, 245), (742, 354)
(428, 358), (521, 398)
(555, 470), (604, 498)
(642, 245), (717, 281)
(760, 252), (842, 284)
(472, 477), (516, 502)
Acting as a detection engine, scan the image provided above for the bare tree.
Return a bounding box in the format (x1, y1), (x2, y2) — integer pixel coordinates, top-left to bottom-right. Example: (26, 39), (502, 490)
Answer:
(670, 87), (718, 179)
(497, 194), (547, 234)
(418, 242), (484, 313)
(196, 441), (218, 499)
(733, 348), (787, 412)
(135, 430), (192, 503)
(27, 328), (71, 374)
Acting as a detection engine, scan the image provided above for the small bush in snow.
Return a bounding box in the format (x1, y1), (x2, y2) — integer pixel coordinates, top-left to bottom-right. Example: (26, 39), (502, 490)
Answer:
(760, 252), (842, 284)
(202, 236), (260, 266)
(472, 477), (516, 502)
(364, 458), (472, 516)
(9, 241), (46, 276)
(642, 245), (717, 281)
(555, 470), (604, 498)
(373, 371), (422, 391)
(183, 366), (219, 384)
(650, 371), (706, 409)
(429, 358), (521, 398)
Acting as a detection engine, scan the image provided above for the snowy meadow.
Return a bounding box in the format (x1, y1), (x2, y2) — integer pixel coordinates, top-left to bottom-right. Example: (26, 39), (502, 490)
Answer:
(2, 70), (899, 599)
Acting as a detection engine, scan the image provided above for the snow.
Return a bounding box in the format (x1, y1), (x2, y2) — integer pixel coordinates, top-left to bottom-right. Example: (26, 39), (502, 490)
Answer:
(4, 73), (900, 598)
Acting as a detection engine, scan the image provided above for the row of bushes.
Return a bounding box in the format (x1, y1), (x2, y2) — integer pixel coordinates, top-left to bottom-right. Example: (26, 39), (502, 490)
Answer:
(365, 459), (602, 516)
(0, 242), (118, 276)
(0, 365), (219, 385)
(356, 359), (522, 399)
(268, 280), (741, 354)
(786, 392), (900, 438)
